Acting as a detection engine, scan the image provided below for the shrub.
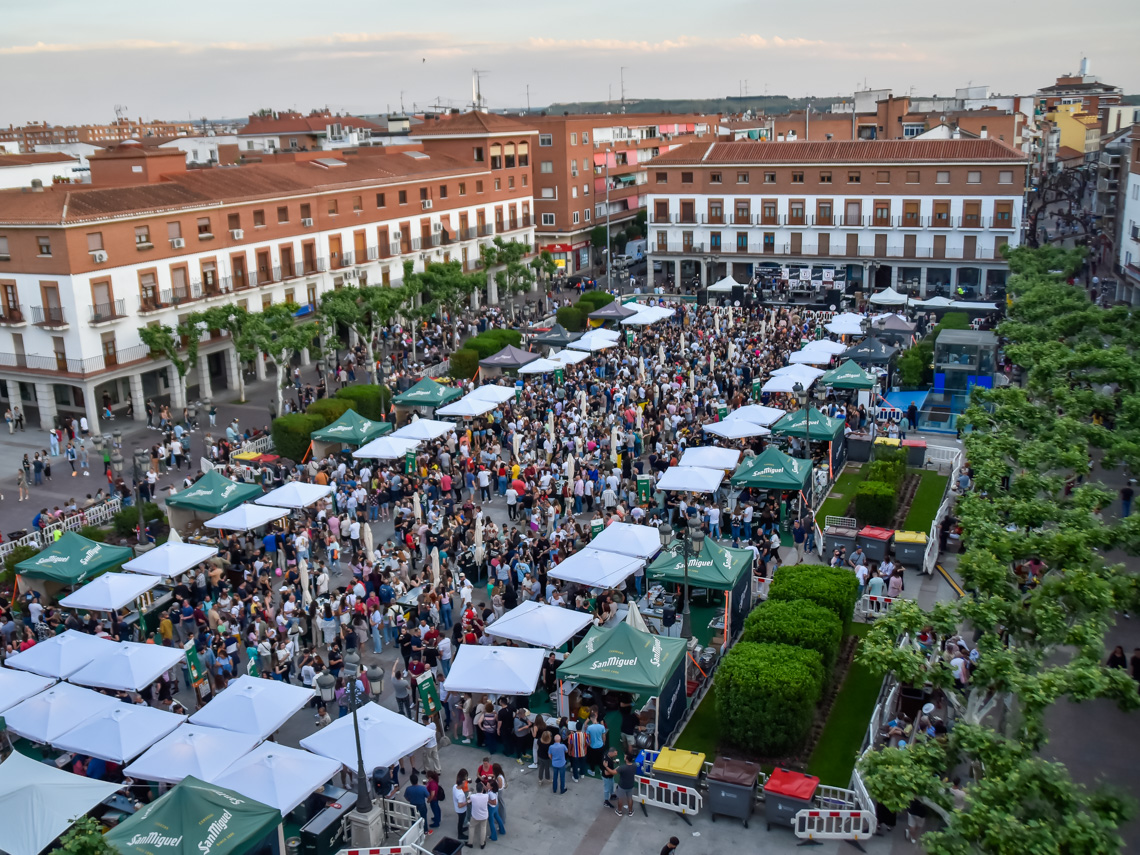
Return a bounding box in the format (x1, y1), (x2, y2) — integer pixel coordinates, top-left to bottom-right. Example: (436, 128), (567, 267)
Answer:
(334, 384), (391, 420)
(78, 526), (109, 543)
(3, 543), (37, 584)
(896, 341), (933, 388)
(872, 445), (908, 470)
(715, 642), (824, 756)
(465, 334), (506, 359)
(556, 306), (585, 332)
(112, 503), (167, 538)
(768, 564), (860, 638)
(864, 459), (905, 490)
(449, 348), (480, 379)
(306, 397), (351, 426)
(936, 311), (971, 333)
(854, 480), (897, 527)
(742, 599), (843, 684)
(271, 413), (326, 461)
(577, 290), (614, 310)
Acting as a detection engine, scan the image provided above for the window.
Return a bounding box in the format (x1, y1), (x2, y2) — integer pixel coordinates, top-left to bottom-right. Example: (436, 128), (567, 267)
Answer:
(352, 195), (363, 211)
(459, 183), (467, 196)
(791, 171), (804, 184)
(764, 172), (776, 183)
(135, 225), (151, 246)
(167, 221), (182, 240)
(583, 182), (588, 195)
(253, 209), (266, 227)
(375, 193), (386, 208)
(709, 201), (723, 222)
(582, 132), (589, 143)
(571, 186), (578, 199)
(762, 201), (777, 224)
(473, 147), (485, 162)
(906, 170), (920, 184)
(522, 174), (528, 187)
(539, 134), (553, 147)
(87, 232), (103, 252)
(967, 170), (982, 184)
(508, 176), (514, 190)
(541, 213), (555, 226)
(504, 143), (515, 169)
(570, 133), (577, 145)
(789, 201), (805, 224)
(736, 232), (748, 251)
(570, 161), (578, 177)
(584, 209), (590, 221)
(681, 172), (694, 184)
(398, 190), (407, 205)
(490, 144), (502, 170)
(518, 142), (528, 167)
(540, 161), (554, 174)
(37, 236), (51, 256)
(419, 187), (429, 201)
(476, 181), (484, 194)
(227, 213), (240, 231)
(277, 206), (289, 223)
(847, 171), (861, 184)
(655, 172), (667, 183)
(439, 185), (448, 199)
(876, 170), (890, 184)
(936, 170), (950, 184)
(710, 172), (722, 184)
(737, 172), (749, 184)
(998, 170), (1014, 185)
(710, 232), (722, 250)
(735, 200), (750, 223)
(300, 203), (311, 220)
(494, 178), (501, 191)
(572, 211), (580, 224)
(327, 199), (339, 215)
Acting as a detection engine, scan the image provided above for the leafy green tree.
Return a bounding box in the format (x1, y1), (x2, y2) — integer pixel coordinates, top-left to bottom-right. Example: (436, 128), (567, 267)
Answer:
(138, 315), (201, 408)
(480, 237), (535, 321)
(199, 305), (260, 402)
(319, 284), (408, 383)
(589, 225), (608, 267)
(51, 816), (119, 855)
(249, 303), (319, 416)
(411, 261), (484, 348)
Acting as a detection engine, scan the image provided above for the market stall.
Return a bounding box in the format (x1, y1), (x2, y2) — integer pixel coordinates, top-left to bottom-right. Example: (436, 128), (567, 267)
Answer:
(770, 406), (847, 480)
(677, 446), (741, 471)
(299, 701), (436, 771)
(589, 522), (663, 559)
(206, 743), (341, 816)
(69, 640), (186, 692)
(567, 329), (620, 352)
(703, 419), (771, 440)
(824, 312), (869, 336)
(483, 600), (594, 649)
(254, 481), (334, 510)
(478, 344), (540, 375)
(165, 470), (263, 534)
(548, 547), (644, 590)
(646, 536), (754, 646)
(818, 359), (878, 391)
(3, 682), (123, 744)
(731, 446), (816, 525)
(3, 628), (115, 678)
(15, 532), (134, 603)
(531, 322), (581, 348)
(517, 357), (565, 375)
(392, 377), (464, 413)
(58, 572), (158, 613)
(588, 300), (640, 321)
(309, 408), (393, 457)
(123, 724), (260, 784)
(442, 645), (546, 695)
(467, 384), (518, 404)
(620, 304), (674, 326)
(351, 434), (420, 459)
(435, 395), (497, 418)
(188, 674), (315, 741)
(392, 418), (457, 442)
(123, 541), (218, 578)
(724, 405), (787, 428)
(868, 286), (910, 307)
(842, 335), (898, 366)
(549, 348), (592, 365)
(52, 704), (186, 764)
(655, 466), (725, 494)
(0, 668), (55, 713)
(204, 503), (290, 532)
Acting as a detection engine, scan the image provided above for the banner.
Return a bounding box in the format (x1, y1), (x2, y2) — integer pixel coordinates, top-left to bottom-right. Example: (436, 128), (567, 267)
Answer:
(625, 331), (635, 347)
(404, 449), (416, 475)
(751, 378), (762, 401)
(636, 475), (652, 504)
(184, 641), (207, 687)
(654, 660), (688, 749)
(554, 368), (564, 386)
(717, 405), (728, 421)
(728, 567), (753, 644)
(590, 518), (605, 539)
(416, 672), (441, 716)
(515, 381), (523, 402)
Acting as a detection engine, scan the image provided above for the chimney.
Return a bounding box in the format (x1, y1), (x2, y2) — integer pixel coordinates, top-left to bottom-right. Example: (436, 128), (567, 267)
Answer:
(30, 178), (43, 192)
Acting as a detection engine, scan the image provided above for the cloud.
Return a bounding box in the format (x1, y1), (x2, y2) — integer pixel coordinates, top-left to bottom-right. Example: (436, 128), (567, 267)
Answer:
(522, 33), (833, 54)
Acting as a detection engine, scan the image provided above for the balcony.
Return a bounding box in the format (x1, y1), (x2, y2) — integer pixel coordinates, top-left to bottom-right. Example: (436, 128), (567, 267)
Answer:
(0, 343), (154, 377)
(462, 227), (478, 240)
(410, 237), (422, 251)
(163, 283), (203, 306)
(340, 252), (355, 267)
(479, 224), (495, 237)
(31, 305), (67, 327)
(429, 233), (442, 247)
(389, 242), (402, 257)
(89, 299), (126, 324)
(651, 241), (999, 262)
(0, 304), (26, 326)
(367, 246), (379, 261)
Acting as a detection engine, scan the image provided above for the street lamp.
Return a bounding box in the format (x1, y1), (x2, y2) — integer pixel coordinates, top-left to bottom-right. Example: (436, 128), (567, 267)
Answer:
(341, 650), (372, 814)
(659, 517), (704, 639)
(131, 448), (150, 544)
(792, 381), (807, 408)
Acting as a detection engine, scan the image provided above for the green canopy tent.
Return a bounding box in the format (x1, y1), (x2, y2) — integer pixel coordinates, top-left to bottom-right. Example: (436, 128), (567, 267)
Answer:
(770, 406), (845, 441)
(819, 359), (878, 391)
(166, 470), (262, 514)
(15, 531), (133, 586)
(310, 407), (393, 446)
(106, 776), (282, 855)
(557, 622), (689, 747)
(392, 377), (463, 409)
(731, 445), (816, 526)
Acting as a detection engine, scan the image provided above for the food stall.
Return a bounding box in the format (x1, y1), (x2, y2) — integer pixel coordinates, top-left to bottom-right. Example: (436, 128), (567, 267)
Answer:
(769, 406), (846, 486)
(731, 445), (815, 530)
(309, 407), (394, 458)
(14, 531), (134, 606)
(164, 470), (262, 535)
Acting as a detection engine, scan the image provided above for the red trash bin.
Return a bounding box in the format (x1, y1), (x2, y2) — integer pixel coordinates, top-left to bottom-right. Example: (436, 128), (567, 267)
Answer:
(901, 438), (927, 467)
(857, 526), (894, 562)
(763, 768), (819, 830)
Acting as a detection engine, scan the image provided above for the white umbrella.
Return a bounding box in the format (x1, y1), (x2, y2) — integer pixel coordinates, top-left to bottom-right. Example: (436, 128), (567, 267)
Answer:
(771, 364), (826, 381)
(52, 704), (186, 764)
(206, 742), (341, 816)
(787, 349), (835, 365)
(3, 629), (115, 678)
(517, 358), (564, 375)
(703, 420), (771, 439)
(625, 601), (651, 634)
(59, 573), (158, 612)
(467, 384), (517, 404)
(431, 547), (441, 587)
(549, 547), (644, 588)
(610, 424), (620, 463)
(621, 305), (674, 326)
(726, 404), (787, 427)
(300, 702), (436, 771)
(3, 682), (122, 743)
(124, 724), (260, 784)
(655, 466), (724, 493)
(567, 329), (619, 352)
(204, 503), (289, 531)
(589, 522), (664, 559)
(123, 541), (217, 577)
(413, 491), (422, 522)
(679, 446), (741, 470)
(255, 481), (334, 509)
(825, 312), (868, 336)
(189, 674), (315, 741)
(550, 349), (591, 365)
(436, 397), (497, 418)
(0, 669), (55, 714)
(485, 601), (594, 648)
(442, 645), (546, 695)
(762, 374), (816, 394)
(352, 435), (421, 459)
(392, 419), (456, 441)
(69, 640), (186, 692)
(802, 339), (847, 355)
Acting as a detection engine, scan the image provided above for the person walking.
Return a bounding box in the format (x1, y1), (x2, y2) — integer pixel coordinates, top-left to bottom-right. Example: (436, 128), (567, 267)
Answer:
(425, 770), (443, 830)
(616, 754), (639, 818)
(468, 780), (490, 849)
(601, 747), (619, 809)
(404, 773), (431, 835)
(792, 519), (806, 564)
(548, 733), (568, 794)
(17, 466), (29, 502)
(659, 836), (680, 855)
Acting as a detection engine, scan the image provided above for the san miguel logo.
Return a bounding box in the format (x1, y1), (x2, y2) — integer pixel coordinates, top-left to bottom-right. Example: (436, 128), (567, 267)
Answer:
(650, 637), (663, 668)
(591, 656), (637, 670)
(126, 834), (183, 848)
(37, 554), (71, 565)
(79, 545), (103, 566)
(220, 484), (238, 498)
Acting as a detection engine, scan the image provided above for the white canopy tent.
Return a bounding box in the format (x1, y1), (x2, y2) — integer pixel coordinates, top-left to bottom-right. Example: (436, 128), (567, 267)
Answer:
(436, 396), (498, 418)
(621, 305), (674, 326)
(725, 404), (787, 427)
(58, 572), (159, 612)
(0, 668), (55, 713)
(548, 547), (644, 589)
(703, 419), (771, 439)
(868, 287), (910, 306)
(300, 702), (436, 771)
(707, 275), (742, 293)
(352, 435), (421, 459)
(391, 419), (457, 441)
(590, 522), (663, 559)
(189, 674), (314, 741)
(771, 363), (827, 381)
(442, 645), (546, 695)
(801, 339), (848, 355)
(3, 682), (122, 744)
(123, 541), (218, 577)
(787, 349), (836, 365)
(123, 724), (260, 784)
(655, 466), (725, 493)
(913, 296), (954, 308)
(549, 349), (592, 365)
(52, 704), (186, 764)
(762, 374), (818, 394)
(484, 601), (594, 649)
(517, 357), (564, 375)
(568, 329), (620, 352)
(825, 313), (868, 335)
(255, 481), (334, 509)
(69, 640), (186, 692)
(3, 629), (115, 678)
(467, 384), (518, 404)
(207, 742), (341, 816)
(0, 751), (121, 855)
(204, 503), (290, 531)
(679, 446), (741, 470)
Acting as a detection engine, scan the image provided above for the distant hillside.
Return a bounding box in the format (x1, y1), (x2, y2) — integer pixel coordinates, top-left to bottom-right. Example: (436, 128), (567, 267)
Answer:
(1121, 93), (1140, 106)
(542, 95), (841, 117)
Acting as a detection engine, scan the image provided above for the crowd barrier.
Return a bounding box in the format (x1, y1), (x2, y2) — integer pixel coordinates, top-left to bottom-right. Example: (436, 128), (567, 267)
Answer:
(636, 774), (703, 825)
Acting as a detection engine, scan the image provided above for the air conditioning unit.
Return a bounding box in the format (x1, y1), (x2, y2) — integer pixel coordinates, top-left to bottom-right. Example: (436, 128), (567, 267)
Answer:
(433, 222), (443, 232)
(1132, 224), (1140, 241)
(231, 229), (244, 240)
(170, 237), (185, 249)
(421, 200), (433, 210)
(392, 230), (402, 239)
(91, 250), (108, 263)
(301, 218), (314, 227)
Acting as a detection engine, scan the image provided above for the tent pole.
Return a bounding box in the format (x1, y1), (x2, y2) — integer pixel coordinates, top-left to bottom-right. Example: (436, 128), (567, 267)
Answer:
(277, 822), (286, 855)
(654, 693), (661, 751)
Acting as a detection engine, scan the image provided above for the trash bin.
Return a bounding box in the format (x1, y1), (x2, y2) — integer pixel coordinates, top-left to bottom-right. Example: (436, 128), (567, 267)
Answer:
(431, 837), (465, 855)
(901, 438), (927, 467)
(893, 530), (928, 567)
(763, 768), (819, 830)
(857, 526), (894, 562)
(846, 431), (873, 463)
(707, 757), (760, 827)
(650, 747), (705, 789)
(873, 436), (900, 449)
(823, 525), (857, 558)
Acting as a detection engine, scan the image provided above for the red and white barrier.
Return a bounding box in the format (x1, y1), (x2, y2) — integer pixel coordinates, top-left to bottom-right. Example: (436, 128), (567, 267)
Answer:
(636, 775), (703, 823)
(794, 809), (875, 843)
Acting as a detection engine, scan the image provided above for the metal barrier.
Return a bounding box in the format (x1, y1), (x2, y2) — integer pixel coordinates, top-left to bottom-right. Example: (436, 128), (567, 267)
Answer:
(0, 498), (123, 561)
(824, 514), (857, 530)
(855, 593), (912, 620)
(379, 798), (422, 838)
(635, 774), (703, 825)
(794, 809), (875, 845)
(228, 435), (275, 465)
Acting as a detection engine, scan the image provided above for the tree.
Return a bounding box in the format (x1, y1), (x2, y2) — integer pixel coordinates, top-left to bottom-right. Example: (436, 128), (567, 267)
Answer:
(138, 315), (201, 409)
(589, 225), (608, 268)
(409, 261), (484, 349)
(199, 305), (260, 402)
(249, 303), (319, 416)
(52, 816), (119, 855)
(319, 285), (409, 383)
(481, 238), (535, 321)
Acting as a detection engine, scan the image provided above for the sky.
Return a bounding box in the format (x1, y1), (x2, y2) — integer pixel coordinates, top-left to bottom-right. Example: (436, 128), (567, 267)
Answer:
(1, 0), (1137, 126)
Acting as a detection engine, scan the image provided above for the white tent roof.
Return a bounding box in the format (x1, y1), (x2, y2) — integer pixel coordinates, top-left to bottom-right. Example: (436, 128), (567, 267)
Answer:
(550, 349), (592, 365)
(123, 723), (260, 784)
(207, 742), (341, 816)
(517, 357), (564, 375)
(300, 702), (436, 772)
(123, 541), (218, 577)
(548, 547), (645, 589)
(467, 384), (518, 404)
(707, 275), (742, 293)
(436, 396), (498, 418)
(787, 349), (835, 365)
(52, 704), (186, 764)
(484, 601), (594, 649)
(620, 305), (675, 326)
(58, 572), (159, 612)
(913, 296), (954, 308)
(679, 446), (741, 470)
(655, 466), (725, 493)
(0, 750), (121, 855)
(825, 313), (868, 335)
(189, 674), (314, 741)
(703, 419), (771, 439)
(3, 629), (115, 678)
(567, 329), (619, 352)
(869, 287), (909, 306)
(204, 503), (289, 531)
(762, 374), (818, 394)
(589, 521), (663, 559)
(771, 363), (826, 381)
(801, 339), (848, 355)
(352, 434), (421, 458)
(0, 668), (55, 713)
(725, 404), (787, 427)
(69, 640), (186, 692)
(391, 419), (457, 441)
(255, 481), (334, 509)
(442, 645), (546, 695)
(3, 681), (122, 743)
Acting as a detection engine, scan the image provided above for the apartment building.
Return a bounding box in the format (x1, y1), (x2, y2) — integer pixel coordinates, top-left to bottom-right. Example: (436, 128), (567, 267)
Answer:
(1117, 129), (1140, 306)
(646, 139), (1026, 298)
(1035, 61), (1123, 127)
(0, 137), (534, 433)
(0, 153), (82, 189)
(524, 114), (709, 273)
(238, 110), (388, 153)
(0, 118), (197, 152)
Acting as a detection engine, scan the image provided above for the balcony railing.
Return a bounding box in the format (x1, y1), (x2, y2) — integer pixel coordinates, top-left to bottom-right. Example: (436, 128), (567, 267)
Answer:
(340, 252), (355, 267)
(429, 234), (441, 248)
(367, 245), (379, 261)
(89, 299), (126, 323)
(652, 242), (999, 261)
(479, 224), (495, 236)
(389, 242), (401, 257)
(0, 343), (153, 377)
(410, 237), (422, 251)
(31, 305), (66, 326)
(0, 304), (26, 325)
(462, 227), (478, 240)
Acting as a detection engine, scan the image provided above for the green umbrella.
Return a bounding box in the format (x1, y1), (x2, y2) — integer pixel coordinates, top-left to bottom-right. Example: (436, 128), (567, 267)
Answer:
(731, 446), (813, 491)
(310, 407), (393, 445)
(165, 470), (262, 514)
(819, 359), (878, 391)
(392, 378), (463, 408)
(556, 621), (688, 694)
(16, 531), (133, 585)
(770, 406), (845, 441)
(646, 537), (752, 590)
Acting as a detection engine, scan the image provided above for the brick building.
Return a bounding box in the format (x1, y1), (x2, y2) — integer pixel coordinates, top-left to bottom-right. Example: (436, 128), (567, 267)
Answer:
(0, 118), (198, 152)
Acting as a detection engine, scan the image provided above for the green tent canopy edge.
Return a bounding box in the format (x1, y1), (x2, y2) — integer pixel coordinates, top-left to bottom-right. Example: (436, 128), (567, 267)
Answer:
(556, 621), (688, 694)
(165, 470), (262, 514)
(15, 531), (134, 584)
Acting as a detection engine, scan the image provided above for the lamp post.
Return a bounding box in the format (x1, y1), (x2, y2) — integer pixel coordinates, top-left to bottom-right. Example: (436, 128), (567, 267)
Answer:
(792, 381), (807, 409)
(341, 650), (372, 814)
(604, 147), (612, 289)
(659, 517), (703, 639)
(130, 448), (150, 545)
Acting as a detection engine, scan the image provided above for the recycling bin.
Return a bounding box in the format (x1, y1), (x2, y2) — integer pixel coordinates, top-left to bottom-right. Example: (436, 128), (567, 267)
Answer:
(857, 526), (894, 562)
(763, 768), (819, 830)
(846, 431), (873, 462)
(823, 525), (857, 559)
(706, 757), (760, 827)
(901, 438), (927, 467)
(650, 747), (705, 789)
(893, 530), (928, 567)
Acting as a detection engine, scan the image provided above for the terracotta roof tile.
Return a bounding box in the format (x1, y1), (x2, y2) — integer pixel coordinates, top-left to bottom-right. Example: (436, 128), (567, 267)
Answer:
(0, 152), (79, 166)
(239, 114), (386, 137)
(1055, 146), (1087, 162)
(652, 139), (1027, 166)
(411, 111), (537, 136)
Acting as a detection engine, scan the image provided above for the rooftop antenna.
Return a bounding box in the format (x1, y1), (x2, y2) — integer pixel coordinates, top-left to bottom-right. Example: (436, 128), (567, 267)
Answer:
(399, 91), (406, 113)
(620, 66), (629, 113)
(114, 104), (128, 124)
(526, 84), (531, 113)
(472, 69), (489, 110)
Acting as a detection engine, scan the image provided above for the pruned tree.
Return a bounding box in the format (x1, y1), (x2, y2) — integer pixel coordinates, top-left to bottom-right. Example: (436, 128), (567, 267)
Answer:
(249, 303), (319, 416)
(199, 305), (260, 403)
(138, 315), (201, 409)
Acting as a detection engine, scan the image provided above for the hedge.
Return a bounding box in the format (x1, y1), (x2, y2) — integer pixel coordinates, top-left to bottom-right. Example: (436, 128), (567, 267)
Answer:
(306, 397), (351, 426)
(742, 599), (843, 685)
(465, 329), (523, 359)
(449, 349), (481, 379)
(334, 384), (391, 420)
(864, 459), (904, 490)
(112, 503), (167, 539)
(78, 526), (110, 543)
(716, 642), (824, 756)
(271, 413), (326, 461)
(768, 564), (860, 638)
(577, 291), (614, 311)
(556, 306), (586, 332)
(854, 480), (896, 527)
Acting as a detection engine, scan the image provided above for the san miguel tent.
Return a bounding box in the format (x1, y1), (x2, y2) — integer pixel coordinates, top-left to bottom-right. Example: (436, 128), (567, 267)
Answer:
(310, 408), (393, 446)
(393, 377), (464, 408)
(442, 645), (546, 695)
(771, 406), (845, 441)
(647, 537), (755, 644)
(165, 470), (262, 515)
(532, 323), (581, 348)
(478, 344), (540, 370)
(300, 702), (436, 771)
(15, 532), (133, 586)
(0, 751), (121, 855)
(556, 622), (689, 747)
(842, 336), (898, 364)
(732, 446), (813, 493)
(106, 777), (282, 855)
(484, 600), (593, 649)
(819, 359), (879, 390)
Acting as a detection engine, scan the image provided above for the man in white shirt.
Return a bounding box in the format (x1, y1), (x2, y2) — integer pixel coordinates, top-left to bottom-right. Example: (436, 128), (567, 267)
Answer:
(459, 575), (474, 608)
(854, 562), (869, 595)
